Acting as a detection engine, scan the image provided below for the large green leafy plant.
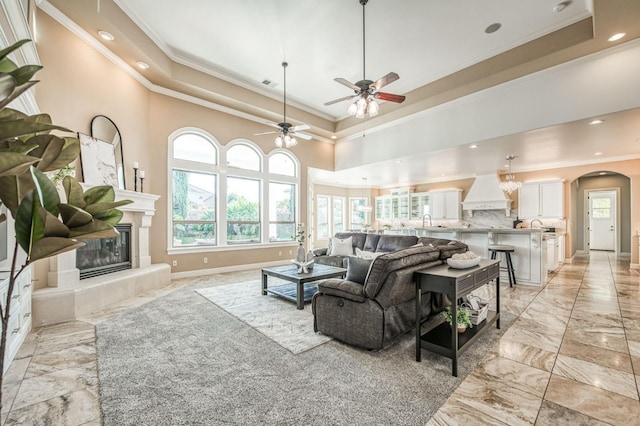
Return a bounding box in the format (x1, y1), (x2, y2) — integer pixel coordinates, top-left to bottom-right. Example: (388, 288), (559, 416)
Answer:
(0, 40), (131, 409)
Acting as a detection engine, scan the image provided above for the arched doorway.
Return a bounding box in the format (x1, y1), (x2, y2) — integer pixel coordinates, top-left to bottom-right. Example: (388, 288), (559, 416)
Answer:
(572, 172), (631, 254)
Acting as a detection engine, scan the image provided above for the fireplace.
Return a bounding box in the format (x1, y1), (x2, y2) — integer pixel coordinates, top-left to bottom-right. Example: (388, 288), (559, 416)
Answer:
(77, 223), (132, 279)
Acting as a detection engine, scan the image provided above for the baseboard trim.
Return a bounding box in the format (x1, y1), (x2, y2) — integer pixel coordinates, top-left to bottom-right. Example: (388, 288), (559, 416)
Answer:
(171, 260), (290, 279)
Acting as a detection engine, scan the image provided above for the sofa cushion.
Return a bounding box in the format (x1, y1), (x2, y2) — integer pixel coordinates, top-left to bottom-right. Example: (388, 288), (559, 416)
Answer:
(316, 278), (367, 303)
(364, 245), (441, 299)
(355, 247), (385, 260)
(330, 236), (353, 256)
(346, 257), (373, 284)
(417, 237), (468, 260)
(334, 232), (367, 251)
(375, 235), (419, 253)
(363, 234), (381, 251)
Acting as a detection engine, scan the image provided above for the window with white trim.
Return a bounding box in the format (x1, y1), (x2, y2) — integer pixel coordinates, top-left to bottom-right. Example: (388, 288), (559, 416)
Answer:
(168, 131), (300, 251)
(350, 197), (368, 230)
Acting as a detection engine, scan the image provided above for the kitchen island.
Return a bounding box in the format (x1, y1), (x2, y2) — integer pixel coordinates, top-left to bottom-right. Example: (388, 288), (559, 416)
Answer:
(413, 227), (564, 286)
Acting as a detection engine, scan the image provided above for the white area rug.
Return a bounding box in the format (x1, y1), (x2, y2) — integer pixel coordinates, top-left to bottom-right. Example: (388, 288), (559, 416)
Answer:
(196, 280), (332, 354)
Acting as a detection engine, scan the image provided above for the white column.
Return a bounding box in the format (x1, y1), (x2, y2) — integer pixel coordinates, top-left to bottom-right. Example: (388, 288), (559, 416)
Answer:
(47, 250), (80, 288)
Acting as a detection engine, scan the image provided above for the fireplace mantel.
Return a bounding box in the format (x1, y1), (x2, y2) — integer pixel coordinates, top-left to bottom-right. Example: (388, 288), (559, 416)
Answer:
(32, 187), (171, 326)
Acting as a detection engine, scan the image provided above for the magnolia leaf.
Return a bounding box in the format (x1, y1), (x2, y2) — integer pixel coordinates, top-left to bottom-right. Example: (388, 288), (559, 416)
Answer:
(29, 237), (84, 262)
(0, 117), (67, 142)
(0, 57), (17, 73)
(0, 152), (38, 176)
(10, 64), (42, 86)
(84, 200), (133, 215)
(0, 173), (35, 217)
(62, 176), (86, 208)
(0, 80), (37, 111)
(0, 73), (16, 102)
(69, 219), (119, 240)
(83, 186), (115, 205)
(92, 208), (123, 226)
(0, 40), (30, 62)
(0, 143), (38, 155)
(0, 107), (25, 123)
(31, 166), (60, 216)
(27, 134), (80, 172)
(15, 189), (45, 254)
(58, 203), (93, 228)
(41, 207), (70, 238)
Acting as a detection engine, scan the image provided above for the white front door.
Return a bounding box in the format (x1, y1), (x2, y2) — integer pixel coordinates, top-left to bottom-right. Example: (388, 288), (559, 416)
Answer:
(588, 190), (616, 251)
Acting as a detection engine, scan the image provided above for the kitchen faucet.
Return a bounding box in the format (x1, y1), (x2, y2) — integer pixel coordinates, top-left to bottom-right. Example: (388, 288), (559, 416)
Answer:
(531, 219), (543, 228)
(422, 213), (432, 228)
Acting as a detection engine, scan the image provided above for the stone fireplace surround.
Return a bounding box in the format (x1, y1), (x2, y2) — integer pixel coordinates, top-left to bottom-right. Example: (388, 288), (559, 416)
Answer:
(32, 187), (170, 326)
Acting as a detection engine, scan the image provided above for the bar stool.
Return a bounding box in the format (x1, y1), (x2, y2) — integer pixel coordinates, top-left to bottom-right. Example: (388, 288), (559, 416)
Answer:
(488, 245), (516, 288)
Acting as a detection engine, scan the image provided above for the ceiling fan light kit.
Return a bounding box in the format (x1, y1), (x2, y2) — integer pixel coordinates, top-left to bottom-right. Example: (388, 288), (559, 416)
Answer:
(325, 0), (406, 118)
(254, 62), (312, 148)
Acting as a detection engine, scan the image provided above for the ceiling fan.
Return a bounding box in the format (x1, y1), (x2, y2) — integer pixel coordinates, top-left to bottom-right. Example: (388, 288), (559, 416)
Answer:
(255, 62), (311, 148)
(324, 0), (406, 118)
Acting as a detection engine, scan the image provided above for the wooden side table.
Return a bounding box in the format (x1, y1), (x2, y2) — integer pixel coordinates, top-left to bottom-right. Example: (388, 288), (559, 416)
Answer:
(414, 259), (500, 376)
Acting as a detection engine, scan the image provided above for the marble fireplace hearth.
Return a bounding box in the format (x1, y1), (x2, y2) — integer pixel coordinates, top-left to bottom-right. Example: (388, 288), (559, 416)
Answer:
(32, 187), (170, 326)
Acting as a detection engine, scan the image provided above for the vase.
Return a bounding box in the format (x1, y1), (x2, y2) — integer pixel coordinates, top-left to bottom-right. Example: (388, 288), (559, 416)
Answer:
(457, 326), (467, 333)
(296, 243), (306, 262)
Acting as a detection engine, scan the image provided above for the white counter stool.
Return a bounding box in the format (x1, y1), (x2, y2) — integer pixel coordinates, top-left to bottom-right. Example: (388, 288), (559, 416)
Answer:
(488, 245), (516, 287)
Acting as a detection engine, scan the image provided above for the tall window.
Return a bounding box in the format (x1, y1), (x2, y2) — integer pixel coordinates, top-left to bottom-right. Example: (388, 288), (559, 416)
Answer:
(168, 133), (300, 252)
(333, 197), (345, 233)
(269, 182), (295, 241)
(227, 177), (260, 243)
(171, 132), (218, 247)
(317, 196), (329, 239)
(350, 198), (367, 230)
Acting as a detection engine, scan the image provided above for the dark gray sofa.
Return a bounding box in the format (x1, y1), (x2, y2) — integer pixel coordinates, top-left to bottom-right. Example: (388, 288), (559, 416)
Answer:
(312, 235), (468, 349)
(313, 232), (419, 268)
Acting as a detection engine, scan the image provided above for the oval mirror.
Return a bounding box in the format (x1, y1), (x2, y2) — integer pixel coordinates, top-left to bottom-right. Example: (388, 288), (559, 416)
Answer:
(90, 115), (125, 190)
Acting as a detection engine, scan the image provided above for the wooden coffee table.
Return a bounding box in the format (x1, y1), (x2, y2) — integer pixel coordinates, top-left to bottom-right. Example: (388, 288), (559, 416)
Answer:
(262, 263), (347, 309)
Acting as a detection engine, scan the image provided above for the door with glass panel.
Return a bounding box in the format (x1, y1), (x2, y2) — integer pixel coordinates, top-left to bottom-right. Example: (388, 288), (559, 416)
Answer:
(588, 190), (616, 251)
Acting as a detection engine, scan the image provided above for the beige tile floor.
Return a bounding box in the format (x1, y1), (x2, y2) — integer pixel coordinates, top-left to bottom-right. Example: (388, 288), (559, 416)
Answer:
(2, 252), (639, 425)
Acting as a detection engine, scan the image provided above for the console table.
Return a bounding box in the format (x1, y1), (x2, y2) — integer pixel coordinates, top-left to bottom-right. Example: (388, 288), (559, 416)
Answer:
(414, 259), (500, 376)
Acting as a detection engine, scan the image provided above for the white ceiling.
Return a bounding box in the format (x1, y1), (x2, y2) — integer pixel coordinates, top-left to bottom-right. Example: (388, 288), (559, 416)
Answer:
(41, 0), (640, 187)
(115, 0), (591, 119)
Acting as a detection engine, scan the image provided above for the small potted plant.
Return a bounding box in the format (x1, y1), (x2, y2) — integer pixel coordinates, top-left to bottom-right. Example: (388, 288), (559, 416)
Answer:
(442, 306), (473, 333)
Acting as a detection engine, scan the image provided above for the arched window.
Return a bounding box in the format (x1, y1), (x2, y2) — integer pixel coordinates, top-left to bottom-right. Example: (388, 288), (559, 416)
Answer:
(269, 152), (296, 176)
(168, 134), (300, 252)
(227, 144), (260, 171)
(169, 130), (218, 248)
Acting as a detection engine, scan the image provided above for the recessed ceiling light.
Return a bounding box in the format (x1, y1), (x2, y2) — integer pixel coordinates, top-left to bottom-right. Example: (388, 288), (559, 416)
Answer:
(599, 172), (606, 175)
(589, 119), (604, 125)
(136, 61), (150, 70)
(395, 160), (402, 164)
(331, 135), (337, 140)
(440, 173), (445, 177)
(594, 152), (603, 156)
(608, 33), (626, 42)
(469, 144), (479, 149)
(485, 23), (501, 34)
(553, 1), (572, 13)
(98, 30), (114, 41)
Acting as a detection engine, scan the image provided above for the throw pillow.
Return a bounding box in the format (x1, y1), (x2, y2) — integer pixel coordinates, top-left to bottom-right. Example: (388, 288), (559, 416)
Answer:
(329, 236), (353, 256)
(411, 242), (424, 247)
(346, 257), (373, 284)
(355, 247), (385, 260)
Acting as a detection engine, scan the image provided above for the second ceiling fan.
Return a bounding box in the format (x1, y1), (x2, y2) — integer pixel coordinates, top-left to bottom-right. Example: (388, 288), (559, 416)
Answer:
(325, 0), (406, 118)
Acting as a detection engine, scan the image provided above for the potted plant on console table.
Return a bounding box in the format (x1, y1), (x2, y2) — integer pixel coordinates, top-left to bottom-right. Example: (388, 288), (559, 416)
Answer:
(442, 306), (473, 333)
(0, 39), (132, 411)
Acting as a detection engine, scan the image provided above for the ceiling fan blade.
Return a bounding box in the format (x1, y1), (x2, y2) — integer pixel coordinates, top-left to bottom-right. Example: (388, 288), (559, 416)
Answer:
(374, 92), (406, 103)
(264, 121), (282, 130)
(334, 77), (360, 91)
(254, 131), (279, 136)
(373, 72), (400, 91)
(291, 124), (310, 132)
(324, 94), (357, 106)
(292, 131), (312, 140)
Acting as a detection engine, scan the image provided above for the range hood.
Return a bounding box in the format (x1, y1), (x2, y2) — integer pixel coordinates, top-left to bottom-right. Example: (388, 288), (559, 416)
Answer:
(462, 174), (513, 216)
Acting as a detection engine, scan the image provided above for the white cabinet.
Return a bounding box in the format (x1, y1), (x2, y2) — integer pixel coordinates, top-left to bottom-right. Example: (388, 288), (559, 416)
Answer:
(410, 192), (430, 220)
(375, 188), (412, 221)
(518, 180), (564, 219)
(457, 232), (489, 258)
(1, 266), (32, 373)
(429, 190), (462, 220)
(546, 236), (559, 271)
